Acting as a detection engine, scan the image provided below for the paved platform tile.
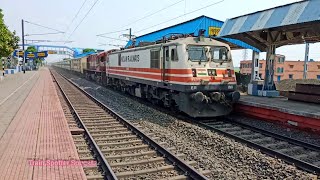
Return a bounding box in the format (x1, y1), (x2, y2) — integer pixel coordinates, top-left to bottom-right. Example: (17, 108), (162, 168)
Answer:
(0, 68), (86, 180)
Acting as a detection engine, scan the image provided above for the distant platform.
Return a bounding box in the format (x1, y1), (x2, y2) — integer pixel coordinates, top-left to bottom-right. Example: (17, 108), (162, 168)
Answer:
(0, 68), (86, 179)
(235, 95), (320, 132)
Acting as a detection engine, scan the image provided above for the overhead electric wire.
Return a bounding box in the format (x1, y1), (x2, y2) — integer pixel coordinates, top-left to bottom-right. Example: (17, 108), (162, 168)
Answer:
(25, 39), (73, 43)
(96, 0), (184, 37)
(65, 0), (89, 32)
(106, 44), (123, 47)
(66, 0), (99, 40)
(25, 32), (65, 36)
(96, 29), (129, 36)
(121, 0), (184, 28)
(25, 20), (64, 33)
(135, 0), (224, 34)
(98, 43), (123, 47)
(98, 35), (128, 42)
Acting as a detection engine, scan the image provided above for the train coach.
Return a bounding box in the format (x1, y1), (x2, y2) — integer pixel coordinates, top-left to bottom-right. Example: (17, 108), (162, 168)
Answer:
(106, 35), (240, 117)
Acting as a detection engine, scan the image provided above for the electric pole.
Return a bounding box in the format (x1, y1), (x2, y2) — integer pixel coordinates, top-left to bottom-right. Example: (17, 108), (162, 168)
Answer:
(22, 19), (26, 73)
(303, 43), (309, 79)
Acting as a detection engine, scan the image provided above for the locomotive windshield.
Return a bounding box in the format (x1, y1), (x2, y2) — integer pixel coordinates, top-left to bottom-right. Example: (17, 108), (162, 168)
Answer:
(187, 46), (230, 62)
(187, 46), (207, 62)
(210, 46), (229, 62)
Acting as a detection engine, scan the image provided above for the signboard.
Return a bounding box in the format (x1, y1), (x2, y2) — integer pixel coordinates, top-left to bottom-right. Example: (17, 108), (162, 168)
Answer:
(36, 51), (48, 58)
(13, 51), (24, 57)
(26, 53), (35, 58)
(209, 26), (221, 36)
(13, 50), (48, 59)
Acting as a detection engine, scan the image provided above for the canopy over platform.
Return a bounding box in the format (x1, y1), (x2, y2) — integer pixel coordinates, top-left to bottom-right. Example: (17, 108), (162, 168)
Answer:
(126, 15), (260, 52)
(218, 0), (320, 51)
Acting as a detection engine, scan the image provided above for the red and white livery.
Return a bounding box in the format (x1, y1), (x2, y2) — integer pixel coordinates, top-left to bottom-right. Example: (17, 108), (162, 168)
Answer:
(106, 36), (240, 117)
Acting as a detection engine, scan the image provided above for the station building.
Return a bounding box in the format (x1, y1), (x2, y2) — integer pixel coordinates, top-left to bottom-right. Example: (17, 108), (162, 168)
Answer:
(240, 56), (320, 81)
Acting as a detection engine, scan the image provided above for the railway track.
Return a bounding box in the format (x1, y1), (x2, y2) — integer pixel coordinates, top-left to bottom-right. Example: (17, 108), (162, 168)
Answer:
(55, 82), (104, 179)
(51, 69), (208, 180)
(196, 118), (320, 174)
(54, 67), (320, 176)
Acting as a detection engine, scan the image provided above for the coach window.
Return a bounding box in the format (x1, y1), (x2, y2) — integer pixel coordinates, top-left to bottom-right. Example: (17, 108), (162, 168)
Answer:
(171, 48), (178, 61)
(150, 50), (160, 69)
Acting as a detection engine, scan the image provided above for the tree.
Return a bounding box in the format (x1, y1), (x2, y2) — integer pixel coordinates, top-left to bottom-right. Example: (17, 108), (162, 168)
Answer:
(26, 46), (37, 52)
(83, 48), (95, 53)
(0, 9), (20, 59)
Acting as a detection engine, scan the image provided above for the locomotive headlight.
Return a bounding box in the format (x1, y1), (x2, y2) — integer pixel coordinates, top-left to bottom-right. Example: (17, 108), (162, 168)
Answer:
(207, 69), (216, 76)
(192, 69), (197, 77)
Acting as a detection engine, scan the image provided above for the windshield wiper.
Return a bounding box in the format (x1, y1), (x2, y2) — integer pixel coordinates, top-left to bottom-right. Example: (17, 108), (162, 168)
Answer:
(199, 50), (205, 64)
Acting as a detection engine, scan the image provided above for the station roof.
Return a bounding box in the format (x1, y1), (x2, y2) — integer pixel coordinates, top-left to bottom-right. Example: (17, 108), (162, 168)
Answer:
(126, 15), (260, 52)
(218, 0), (320, 51)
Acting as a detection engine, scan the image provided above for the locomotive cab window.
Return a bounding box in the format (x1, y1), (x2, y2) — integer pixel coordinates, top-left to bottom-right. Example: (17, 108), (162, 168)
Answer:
(150, 50), (160, 69)
(171, 48), (178, 61)
(187, 46), (207, 62)
(210, 46), (229, 62)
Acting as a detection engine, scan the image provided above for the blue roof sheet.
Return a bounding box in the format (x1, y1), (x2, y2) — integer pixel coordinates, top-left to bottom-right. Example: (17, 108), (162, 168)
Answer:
(126, 15), (260, 52)
(219, 0), (320, 37)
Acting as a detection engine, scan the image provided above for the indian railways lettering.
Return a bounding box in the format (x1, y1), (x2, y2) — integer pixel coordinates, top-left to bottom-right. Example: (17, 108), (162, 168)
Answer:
(121, 55), (139, 62)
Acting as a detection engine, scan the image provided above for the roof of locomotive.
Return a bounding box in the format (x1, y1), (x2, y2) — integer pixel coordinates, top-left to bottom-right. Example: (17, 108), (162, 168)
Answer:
(110, 37), (230, 54)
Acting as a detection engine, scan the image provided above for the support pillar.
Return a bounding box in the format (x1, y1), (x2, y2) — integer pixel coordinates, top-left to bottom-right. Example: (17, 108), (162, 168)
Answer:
(263, 44), (276, 90)
(248, 51), (260, 95)
(250, 51), (260, 81)
(260, 44), (279, 97)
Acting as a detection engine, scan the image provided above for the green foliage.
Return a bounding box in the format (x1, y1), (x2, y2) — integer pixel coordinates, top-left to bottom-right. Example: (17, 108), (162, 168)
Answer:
(26, 46), (37, 52)
(83, 48), (95, 53)
(0, 9), (20, 59)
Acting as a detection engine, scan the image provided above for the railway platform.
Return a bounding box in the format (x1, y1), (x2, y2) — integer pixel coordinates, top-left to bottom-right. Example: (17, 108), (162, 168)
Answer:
(235, 95), (320, 132)
(0, 71), (39, 138)
(0, 68), (86, 179)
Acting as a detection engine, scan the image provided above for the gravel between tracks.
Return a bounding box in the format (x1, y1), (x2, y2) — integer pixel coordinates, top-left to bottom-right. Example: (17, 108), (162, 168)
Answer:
(55, 69), (317, 179)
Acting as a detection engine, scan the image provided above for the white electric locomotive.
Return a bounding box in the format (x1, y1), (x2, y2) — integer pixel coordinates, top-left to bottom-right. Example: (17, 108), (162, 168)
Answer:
(106, 35), (240, 117)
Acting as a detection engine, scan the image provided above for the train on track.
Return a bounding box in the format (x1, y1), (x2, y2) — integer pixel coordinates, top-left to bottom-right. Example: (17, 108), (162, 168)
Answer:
(53, 35), (240, 117)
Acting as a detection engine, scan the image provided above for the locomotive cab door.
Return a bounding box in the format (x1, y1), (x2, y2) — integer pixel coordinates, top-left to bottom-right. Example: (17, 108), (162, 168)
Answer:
(162, 46), (169, 84)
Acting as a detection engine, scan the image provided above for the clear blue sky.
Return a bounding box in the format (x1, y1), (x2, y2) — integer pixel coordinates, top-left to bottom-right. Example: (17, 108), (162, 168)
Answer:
(1, 0), (319, 65)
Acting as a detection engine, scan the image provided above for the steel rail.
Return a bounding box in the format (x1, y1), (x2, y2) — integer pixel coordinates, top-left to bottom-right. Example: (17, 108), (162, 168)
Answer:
(51, 70), (118, 180)
(224, 117), (320, 152)
(196, 120), (320, 174)
(52, 69), (208, 180)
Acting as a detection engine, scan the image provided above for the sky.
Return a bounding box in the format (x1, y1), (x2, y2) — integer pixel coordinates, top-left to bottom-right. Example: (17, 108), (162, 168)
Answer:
(1, 0), (319, 66)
